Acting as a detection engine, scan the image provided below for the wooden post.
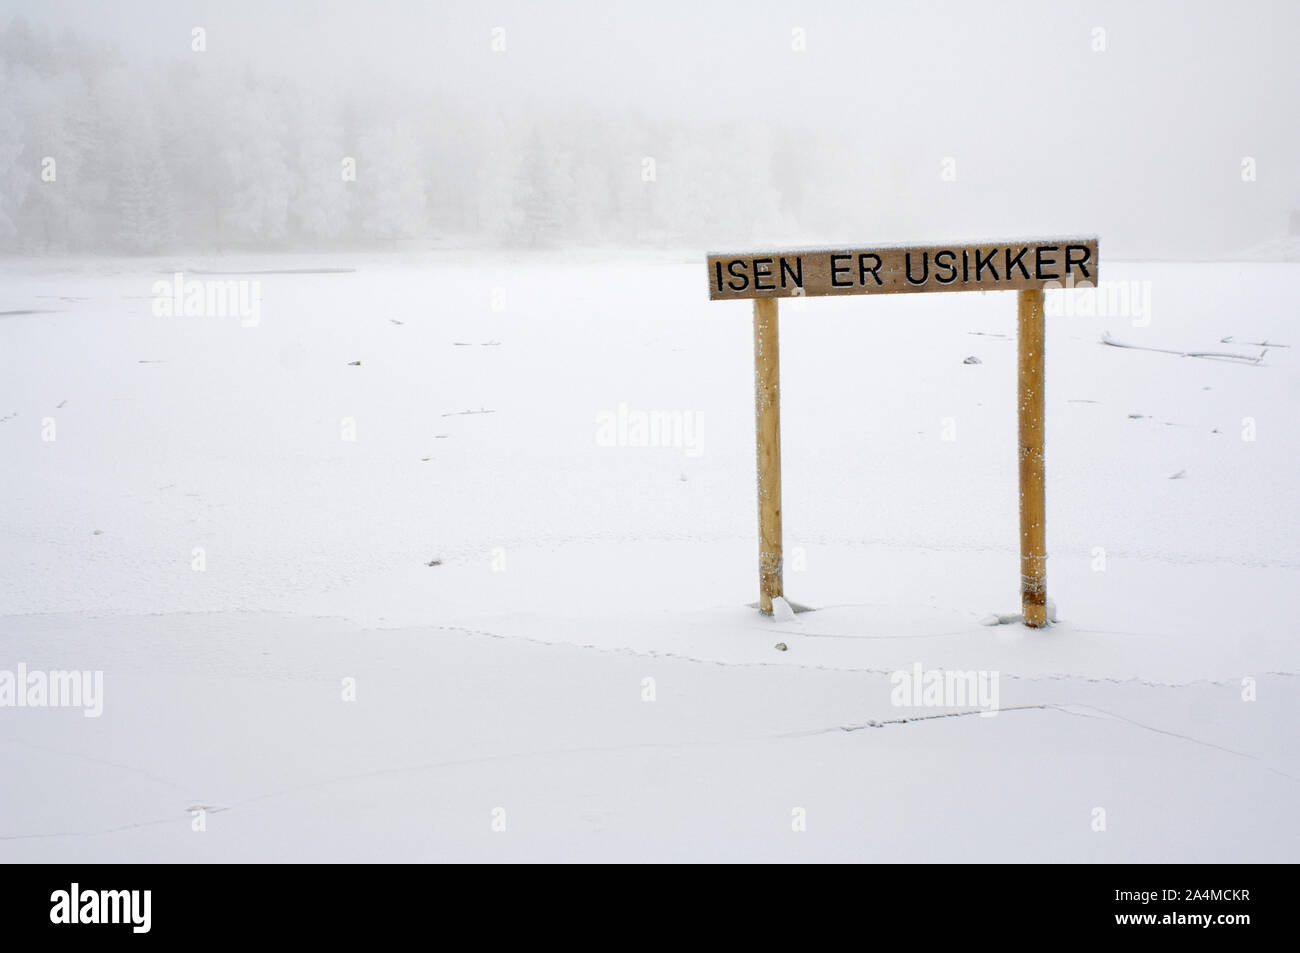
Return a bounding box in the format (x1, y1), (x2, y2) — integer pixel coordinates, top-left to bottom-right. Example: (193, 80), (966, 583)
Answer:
(1017, 289), (1047, 627)
(753, 297), (783, 614)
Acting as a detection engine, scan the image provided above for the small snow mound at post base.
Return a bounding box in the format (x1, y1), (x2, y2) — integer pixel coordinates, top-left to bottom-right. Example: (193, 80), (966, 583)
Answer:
(747, 599), (815, 614)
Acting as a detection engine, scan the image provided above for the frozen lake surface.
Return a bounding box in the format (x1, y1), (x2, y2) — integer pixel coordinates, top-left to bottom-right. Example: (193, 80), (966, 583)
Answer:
(1, 251), (1296, 861)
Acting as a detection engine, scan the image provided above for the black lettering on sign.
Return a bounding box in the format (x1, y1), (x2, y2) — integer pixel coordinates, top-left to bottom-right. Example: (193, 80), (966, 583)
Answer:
(726, 259), (749, 292)
(858, 253), (883, 286)
(1005, 247), (1031, 280)
(1035, 245), (1060, 281)
(830, 254), (853, 287)
(780, 256), (804, 289)
(905, 252), (929, 285)
(1064, 244), (1092, 280)
(975, 248), (999, 280)
(934, 250), (958, 284)
(706, 237), (1097, 299)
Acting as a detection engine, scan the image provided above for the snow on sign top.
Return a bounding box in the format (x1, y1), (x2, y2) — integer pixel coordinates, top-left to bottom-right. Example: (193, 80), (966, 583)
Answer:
(706, 237), (1099, 300)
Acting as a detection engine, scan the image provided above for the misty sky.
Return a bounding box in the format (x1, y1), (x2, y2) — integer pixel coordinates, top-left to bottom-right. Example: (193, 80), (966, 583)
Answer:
(3, 0), (1297, 256)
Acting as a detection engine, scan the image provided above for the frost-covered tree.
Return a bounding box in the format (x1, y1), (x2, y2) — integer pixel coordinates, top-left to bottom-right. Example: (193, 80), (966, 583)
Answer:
(0, 13), (802, 253)
(354, 119), (427, 245)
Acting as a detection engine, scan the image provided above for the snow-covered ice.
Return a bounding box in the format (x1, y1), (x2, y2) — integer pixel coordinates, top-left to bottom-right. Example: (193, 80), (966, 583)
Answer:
(1, 252), (1297, 861)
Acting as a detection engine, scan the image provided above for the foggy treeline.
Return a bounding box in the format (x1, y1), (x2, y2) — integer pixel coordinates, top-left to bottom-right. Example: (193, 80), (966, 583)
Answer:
(0, 18), (798, 253)
(2, 4), (1297, 258)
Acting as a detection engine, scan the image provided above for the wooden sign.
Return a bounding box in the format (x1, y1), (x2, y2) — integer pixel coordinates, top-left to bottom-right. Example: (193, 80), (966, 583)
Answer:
(707, 234), (1096, 627)
(707, 237), (1098, 300)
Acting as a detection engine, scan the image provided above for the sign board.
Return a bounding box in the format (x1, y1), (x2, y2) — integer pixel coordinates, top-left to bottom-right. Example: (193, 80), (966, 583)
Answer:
(706, 234), (1098, 627)
(707, 237), (1099, 300)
